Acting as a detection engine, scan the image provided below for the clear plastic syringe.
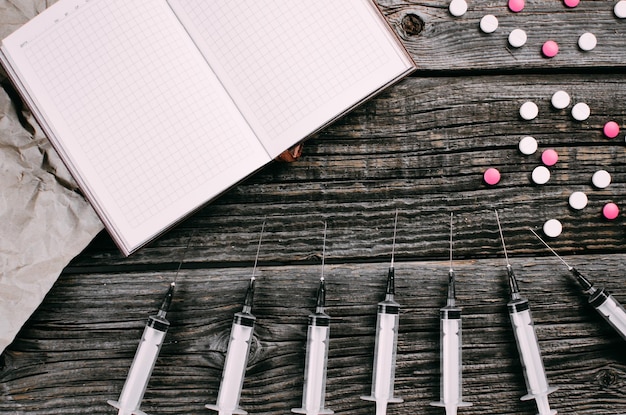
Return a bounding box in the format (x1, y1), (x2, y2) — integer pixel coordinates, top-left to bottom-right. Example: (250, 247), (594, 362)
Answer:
(108, 282), (176, 415)
(496, 211), (557, 415)
(206, 223), (265, 415)
(430, 213), (472, 415)
(361, 210), (403, 415)
(292, 222), (333, 415)
(529, 228), (626, 341)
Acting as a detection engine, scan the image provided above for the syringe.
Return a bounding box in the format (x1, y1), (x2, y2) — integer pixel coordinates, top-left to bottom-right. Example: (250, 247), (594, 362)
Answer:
(292, 222), (333, 415)
(430, 213), (472, 415)
(529, 228), (626, 341)
(108, 282), (176, 415)
(495, 211), (557, 415)
(361, 210), (403, 415)
(206, 222), (265, 415)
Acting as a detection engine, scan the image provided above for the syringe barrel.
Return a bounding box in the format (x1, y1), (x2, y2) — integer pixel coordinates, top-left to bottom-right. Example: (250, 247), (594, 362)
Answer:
(440, 309), (465, 405)
(589, 289), (626, 341)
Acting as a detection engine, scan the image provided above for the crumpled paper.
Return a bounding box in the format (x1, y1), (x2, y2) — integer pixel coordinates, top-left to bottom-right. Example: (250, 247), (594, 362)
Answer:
(0, 73), (104, 353)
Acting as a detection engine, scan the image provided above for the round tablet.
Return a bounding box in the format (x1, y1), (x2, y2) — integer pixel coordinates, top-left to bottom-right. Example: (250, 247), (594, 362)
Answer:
(603, 121), (620, 138)
(578, 32), (597, 51)
(532, 165), (551, 184)
(543, 219), (563, 238)
(541, 149), (559, 166)
(603, 202), (620, 220)
(508, 29), (527, 48)
(509, 0), (525, 12)
(592, 169), (611, 188)
(484, 167), (501, 185)
(564, 0), (580, 7)
(571, 102), (590, 121)
(551, 90), (571, 109)
(449, 0), (468, 16)
(480, 14), (499, 33)
(542, 40), (559, 58)
(520, 101), (539, 120)
(519, 136), (538, 155)
(569, 191), (588, 210)
(615, 0), (626, 18)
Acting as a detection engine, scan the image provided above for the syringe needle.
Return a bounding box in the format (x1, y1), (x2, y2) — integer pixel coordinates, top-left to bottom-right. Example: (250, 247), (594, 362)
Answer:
(431, 212), (471, 415)
(361, 211), (403, 415)
(206, 222), (266, 415)
(528, 228), (626, 341)
(495, 211), (557, 415)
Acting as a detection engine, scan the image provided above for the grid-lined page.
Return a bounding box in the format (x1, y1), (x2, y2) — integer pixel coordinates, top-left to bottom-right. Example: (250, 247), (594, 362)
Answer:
(168, 0), (414, 157)
(2, 0), (270, 254)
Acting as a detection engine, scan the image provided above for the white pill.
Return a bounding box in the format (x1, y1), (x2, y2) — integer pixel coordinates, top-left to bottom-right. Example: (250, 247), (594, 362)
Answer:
(480, 15), (499, 33)
(532, 165), (551, 184)
(520, 101), (539, 120)
(543, 219), (563, 238)
(571, 102), (590, 121)
(551, 90), (571, 109)
(508, 29), (527, 48)
(615, 0), (626, 18)
(578, 32), (597, 51)
(592, 169), (611, 188)
(519, 136), (538, 155)
(569, 191), (588, 210)
(449, 0), (468, 16)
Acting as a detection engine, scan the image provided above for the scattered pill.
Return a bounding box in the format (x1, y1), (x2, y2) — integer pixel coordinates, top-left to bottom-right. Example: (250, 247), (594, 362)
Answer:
(592, 169), (611, 188)
(603, 202), (620, 220)
(551, 90), (571, 109)
(615, 0), (626, 18)
(509, 0), (525, 12)
(542, 40), (559, 58)
(541, 149), (559, 166)
(532, 165), (551, 184)
(520, 101), (539, 120)
(480, 14), (499, 33)
(543, 219), (563, 237)
(571, 102), (590, 121)
(519, 136), (538, 155)
(508, 29), (527, 48)
(564, 0), (580, 7)
(578, 32), (597, 51)
(569, 191), (588, 210)
(484, 167), (501, 185)
(449, 0), (468, 16)
(603, 121), (620, 138)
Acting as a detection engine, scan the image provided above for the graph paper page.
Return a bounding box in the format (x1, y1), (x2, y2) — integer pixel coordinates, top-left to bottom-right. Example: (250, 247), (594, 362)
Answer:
(168, 0), (415, 157)
(2, 0), (270, 254)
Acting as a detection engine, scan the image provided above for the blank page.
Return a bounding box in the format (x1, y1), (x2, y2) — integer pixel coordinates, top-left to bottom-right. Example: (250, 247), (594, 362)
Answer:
(2, 0), (270, 254)
(168, 0), (415, 157)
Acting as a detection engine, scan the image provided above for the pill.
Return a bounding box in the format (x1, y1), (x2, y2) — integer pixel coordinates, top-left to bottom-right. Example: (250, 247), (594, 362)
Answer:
(449, 0), (468, 16)
(615, 0), (626, 18)
(578, 32), (597, 51)
(571, 102), (590, 121)
(564, 0), (580, 7)
(519, 136), (538, 155)
(569, 191), (588, 210)
(603, 121), (620, 138)
(542, 40), (559, 58)
(532, 165), (551, 184)
(484, 167), (501, 185)
(592, 169), (611, 188)
(541, 149), (559, 166)
(603, 202), (620, 220)
(508, 29), (527, 48)
(480, 14), (499, 33)
(509, 0), (525, 12)
(520, 101), (538, 120)
(543, 219), (563, 237)
(551, 90), (571, 109)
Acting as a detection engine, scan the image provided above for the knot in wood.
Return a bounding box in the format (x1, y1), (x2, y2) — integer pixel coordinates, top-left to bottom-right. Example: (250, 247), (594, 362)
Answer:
(596, 368), (618, 388)
(401, 14), (424, 37)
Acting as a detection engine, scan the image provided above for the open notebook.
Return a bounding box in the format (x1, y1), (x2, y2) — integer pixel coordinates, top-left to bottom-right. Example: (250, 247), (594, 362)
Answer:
(1, 0), (416, 255)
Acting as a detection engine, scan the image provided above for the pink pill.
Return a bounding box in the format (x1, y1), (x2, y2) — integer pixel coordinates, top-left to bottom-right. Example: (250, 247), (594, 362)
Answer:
(484, 168), (501, 185)
(541, 149), (559, 166)
(509, 0), (525, 12)
(603, 121), (620, 139)
(564, 0), (580, 7)
(603, 202), (619, 220)
(542, 40), (559, 58)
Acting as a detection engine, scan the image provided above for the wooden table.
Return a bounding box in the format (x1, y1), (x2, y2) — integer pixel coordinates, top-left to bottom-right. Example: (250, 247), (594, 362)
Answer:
(2, 1), (626, 414)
